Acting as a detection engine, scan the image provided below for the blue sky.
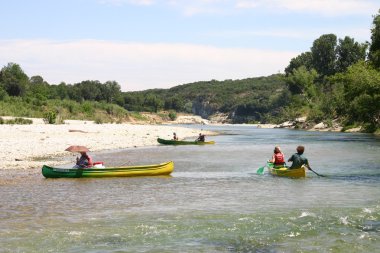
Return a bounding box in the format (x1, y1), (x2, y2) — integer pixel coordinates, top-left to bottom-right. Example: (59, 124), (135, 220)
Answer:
(0, 0), (377, 91)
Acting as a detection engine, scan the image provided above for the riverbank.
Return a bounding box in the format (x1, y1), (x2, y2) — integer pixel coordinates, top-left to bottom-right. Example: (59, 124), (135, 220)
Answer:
(0, 118), (216, 170)
(171, 115), (361, 133)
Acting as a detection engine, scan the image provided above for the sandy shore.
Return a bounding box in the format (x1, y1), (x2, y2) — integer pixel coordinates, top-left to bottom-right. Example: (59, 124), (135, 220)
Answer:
(0, 119), (216, 170)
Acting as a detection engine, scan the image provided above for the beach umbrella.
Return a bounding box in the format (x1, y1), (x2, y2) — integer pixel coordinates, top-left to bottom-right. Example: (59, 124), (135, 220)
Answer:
(65, 145), (89, 153)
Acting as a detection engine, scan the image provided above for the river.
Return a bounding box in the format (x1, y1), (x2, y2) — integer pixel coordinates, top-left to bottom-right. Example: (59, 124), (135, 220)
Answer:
(1, 125), (380, 252)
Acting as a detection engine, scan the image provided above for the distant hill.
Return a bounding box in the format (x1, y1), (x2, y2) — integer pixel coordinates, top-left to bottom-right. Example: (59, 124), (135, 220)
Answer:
(123, 74), (290, 123)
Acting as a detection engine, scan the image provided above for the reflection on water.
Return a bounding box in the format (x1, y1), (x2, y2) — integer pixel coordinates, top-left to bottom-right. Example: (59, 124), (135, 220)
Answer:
(1, 125), (380, 252)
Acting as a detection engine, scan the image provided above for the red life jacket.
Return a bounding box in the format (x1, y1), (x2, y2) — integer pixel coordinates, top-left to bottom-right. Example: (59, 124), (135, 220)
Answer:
(274, 153), (285, 164)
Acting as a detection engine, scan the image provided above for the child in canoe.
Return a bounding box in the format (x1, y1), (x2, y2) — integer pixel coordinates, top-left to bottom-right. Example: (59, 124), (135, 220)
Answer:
(268, 146), (285, 166)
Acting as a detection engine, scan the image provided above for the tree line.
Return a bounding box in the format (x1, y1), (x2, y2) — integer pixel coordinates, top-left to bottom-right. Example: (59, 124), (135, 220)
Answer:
(281, 10), (380, 132)
(0, 66), (123, 104)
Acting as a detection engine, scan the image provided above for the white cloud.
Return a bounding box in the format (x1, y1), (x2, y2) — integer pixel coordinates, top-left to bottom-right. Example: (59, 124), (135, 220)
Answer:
(0, 40), (297, 91)
(236, 0), (377, 16)
(209, 26), (370, 43)
(100, 0), (377, 16)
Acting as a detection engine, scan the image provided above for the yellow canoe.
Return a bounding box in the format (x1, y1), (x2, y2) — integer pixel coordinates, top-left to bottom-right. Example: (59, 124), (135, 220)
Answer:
(267, 163), (306, 178)
(42, 161), (174, 178)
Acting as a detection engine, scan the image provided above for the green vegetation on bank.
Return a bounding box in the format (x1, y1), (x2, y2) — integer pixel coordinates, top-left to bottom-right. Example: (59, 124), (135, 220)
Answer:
(0, 96), (131, 123)
(0, 117), (33, 125)
(0, 10), (379, 133)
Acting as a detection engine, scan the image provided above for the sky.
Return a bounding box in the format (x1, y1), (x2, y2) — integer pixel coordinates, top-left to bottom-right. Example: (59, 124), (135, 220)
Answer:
(0, 0), (377, 91)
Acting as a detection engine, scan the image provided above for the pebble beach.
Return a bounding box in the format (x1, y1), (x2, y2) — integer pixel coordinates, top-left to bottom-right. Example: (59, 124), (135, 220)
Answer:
(0, 118), (215, 171)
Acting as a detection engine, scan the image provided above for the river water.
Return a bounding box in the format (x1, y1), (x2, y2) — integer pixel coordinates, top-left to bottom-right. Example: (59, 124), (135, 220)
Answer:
(1, 125), (380, 252)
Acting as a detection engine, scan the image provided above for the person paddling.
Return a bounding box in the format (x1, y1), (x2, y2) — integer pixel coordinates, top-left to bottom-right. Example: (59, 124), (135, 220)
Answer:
(268, 146), (285, 166)
(197, 133), (205, 142)
(73, 151), (93, 169)
(288, 146), (309, 170)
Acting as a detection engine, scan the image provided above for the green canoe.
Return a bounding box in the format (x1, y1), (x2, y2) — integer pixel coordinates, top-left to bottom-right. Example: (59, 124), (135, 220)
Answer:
(42, 161), (174, 178)
(157, 138), (215, 145)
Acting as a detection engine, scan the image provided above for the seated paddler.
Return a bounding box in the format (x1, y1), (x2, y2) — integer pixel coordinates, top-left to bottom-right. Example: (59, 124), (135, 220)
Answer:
(288, 145), (310, 170)
(197, 133), (205, 142)
(73, 151), (93, 168)
(268, 146), (285, 166)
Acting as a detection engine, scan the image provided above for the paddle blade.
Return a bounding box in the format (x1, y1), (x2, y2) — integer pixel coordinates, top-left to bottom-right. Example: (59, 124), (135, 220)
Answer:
(256, 166), (265, 175)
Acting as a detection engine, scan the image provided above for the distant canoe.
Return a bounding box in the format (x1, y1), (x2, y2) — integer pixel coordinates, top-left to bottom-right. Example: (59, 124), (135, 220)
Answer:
(42, 161), (174, 178)
(157, 138), (215, 145)
(267, 163), (306, 178)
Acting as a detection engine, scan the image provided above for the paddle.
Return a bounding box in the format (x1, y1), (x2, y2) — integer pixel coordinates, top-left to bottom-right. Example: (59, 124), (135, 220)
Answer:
(306, 165), (326, 177)
(256, 163), (267, 175)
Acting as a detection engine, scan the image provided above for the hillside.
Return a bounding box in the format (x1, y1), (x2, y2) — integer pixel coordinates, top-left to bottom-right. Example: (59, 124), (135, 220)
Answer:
(123, 74), (289, 124)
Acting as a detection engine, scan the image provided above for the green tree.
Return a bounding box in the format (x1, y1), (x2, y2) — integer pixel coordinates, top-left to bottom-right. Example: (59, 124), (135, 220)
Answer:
(336, 36), (367, 73)
(338, 61), (380, 127)
(100, 81), (121, 103)
(285, 66), (319, 102)
(30, 75), (44, 85)
(51, 82), (69, 100)
(75, 80), (102, 101)
(369, 9), (380, 69)
(284, 52), (313, 76)
(123, 93), (145, 111)
(164, 96), (184, 111)
(29, 75), (50, 99)
(0, 63), (29, 96)
(311, 34), (337, 77)
(144, 94), (163, 112)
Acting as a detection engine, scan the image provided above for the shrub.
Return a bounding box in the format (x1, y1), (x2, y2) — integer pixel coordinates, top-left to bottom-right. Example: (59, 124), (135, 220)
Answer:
(308, 107), (324, 123)
(324, 119), (333, 128)
(0, 87), (8, 101)
(168, 111), (177, 121)
(0, 117), (33, 124)
(130, 112), (148, 121)
(95, 118), (103, 124)
(341, 123), (359, 132)
(81, 102), (94, 115)
(362, 123), (377, 133)
(43, 111), (56, 124)
(13, 117), (33, 124)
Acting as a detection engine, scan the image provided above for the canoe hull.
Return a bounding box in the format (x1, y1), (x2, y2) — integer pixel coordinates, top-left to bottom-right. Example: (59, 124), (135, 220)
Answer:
(268, 163), (306, 178)
(157, 138), (215, 145)
(42, 161), (174, 178)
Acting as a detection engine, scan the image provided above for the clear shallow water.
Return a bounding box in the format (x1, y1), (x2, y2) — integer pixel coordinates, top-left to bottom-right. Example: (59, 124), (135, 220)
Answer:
(1, 126), (380, 252)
